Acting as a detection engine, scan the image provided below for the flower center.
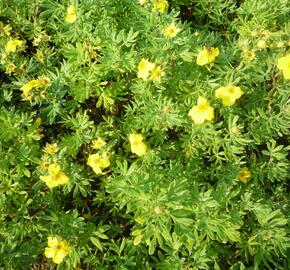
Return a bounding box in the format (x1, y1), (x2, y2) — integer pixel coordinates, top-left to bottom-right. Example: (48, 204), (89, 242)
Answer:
(198, 104), (208, 111)
(240, 171), (250, 179)
(168, 28), (175, 34)
(207, 48), (215, 56)
(139, 63), (146, 70)
(227, 86), (235, 94)
(53, 172), (62, 182)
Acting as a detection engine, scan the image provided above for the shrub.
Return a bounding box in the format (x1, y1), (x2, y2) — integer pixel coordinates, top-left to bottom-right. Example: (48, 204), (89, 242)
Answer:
(0, 0), (289, 269)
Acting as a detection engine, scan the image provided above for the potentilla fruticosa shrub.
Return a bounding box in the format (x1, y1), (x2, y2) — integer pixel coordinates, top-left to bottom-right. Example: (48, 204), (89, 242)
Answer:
(0, 0), (289, 269)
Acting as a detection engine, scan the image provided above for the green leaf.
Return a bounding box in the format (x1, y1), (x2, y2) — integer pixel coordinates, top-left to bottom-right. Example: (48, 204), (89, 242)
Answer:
(90, 237), (103, 252)
(69, 82), (90, 102)
(118, 238), (126, 256)
(148, 237), (156, 255)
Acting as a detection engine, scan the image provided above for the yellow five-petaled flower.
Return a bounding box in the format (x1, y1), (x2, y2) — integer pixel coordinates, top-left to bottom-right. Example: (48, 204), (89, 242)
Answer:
(87, 153), (110, 174)
(6, 63), (15, 75)
(21, 79), (43, 93)
(277, 54), (290, 79)
(196, 47), (219, 66)
(188, 96), (214, 124)
(40, 163), (69, 188)
(92, 138), (106, 150)
(44, 143), (59, 154)
(129, 133), (147, 156)
(243, 50), (255, 61)
(153, 0), (168, 13)
(65, 5), (77, 24)
(4, 38), (22, 54)
(44, 236), (71, 264)
(20, 77), (50, 101)
(137, 58), (155, 80)
(163, 22), (181, 38)
(137, 59), (164, 82)
(150, 65), (164, 82)
(215, 85), (244, 106)
(238, 167), (251, 183)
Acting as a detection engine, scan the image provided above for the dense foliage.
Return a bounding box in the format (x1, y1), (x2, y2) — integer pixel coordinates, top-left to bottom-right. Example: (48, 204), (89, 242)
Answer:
(0, 0), (289, 269)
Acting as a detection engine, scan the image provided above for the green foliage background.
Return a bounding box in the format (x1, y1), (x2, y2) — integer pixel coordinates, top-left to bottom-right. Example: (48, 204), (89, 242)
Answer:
(0, 0), (289, 269)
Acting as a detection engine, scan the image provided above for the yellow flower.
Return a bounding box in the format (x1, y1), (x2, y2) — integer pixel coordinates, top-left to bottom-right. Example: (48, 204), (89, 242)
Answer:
(20, 79), (43, 92)
(215, 85), (244, 106)
(44, 143), (59, 154)
(256, 39), (267, 49)
(243, 50), (255, 61)
(154, 205), (163, 215)
(44, 237), (71, 264)
(188, 96), (214, 124)
(20, 79), (43, 101)
(138, 0), (147, 5)
(5, 38), (22, 54)
(277, 54), (290, 79)
(20, 77), (50, 101)
(65, 5), (77, 24)
(260, 30), (271, 39)
(276, 41), (284, 48)
(196, 47), (219, 66)
(137, 58), (155, 80)
(238, 167), (251, 183)
(38, 76), (51, 86)
(149, 65), (164, 82)
(163, 22), (181, 38)
(87, 153), (110, 174)
(6, 63), (15, 75)
(129, 134), (147, 156)
(36, 50), (45, 62)
(92, 138), (106, 150)
(153, 0), (168, 13)
(32, 37), (41, 47)
(40, 163), (69, 188)
(230, 126), (239, 134)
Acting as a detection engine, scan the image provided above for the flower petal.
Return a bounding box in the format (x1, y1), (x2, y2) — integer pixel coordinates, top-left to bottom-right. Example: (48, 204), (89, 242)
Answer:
(47, 237), (58, 248)
(215, 87), (225, 99)
(54, 172), (69, 185)
(132, 142), (147, 156)
(44, 247), (56, 259)
(196, 50), (209, 66)
(40, 175), (52, 185)
(53, 249), (67, 264)
(188, 106), (206, 124)
(48, 163), (60, 175)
